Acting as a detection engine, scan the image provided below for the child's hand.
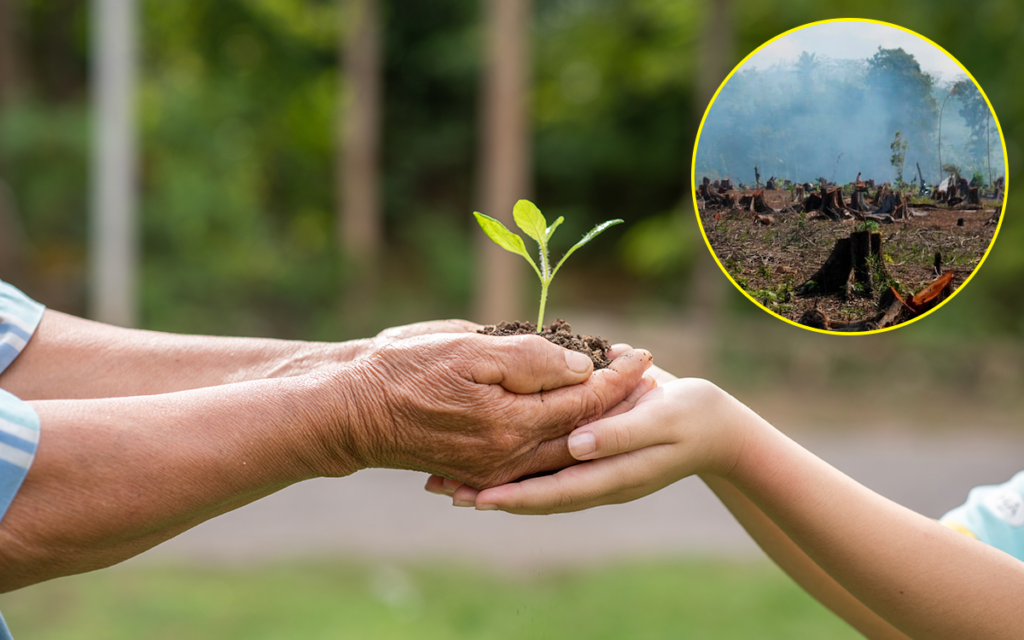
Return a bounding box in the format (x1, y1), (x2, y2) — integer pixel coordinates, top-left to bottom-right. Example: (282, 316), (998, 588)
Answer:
(453, 376), (747, 514)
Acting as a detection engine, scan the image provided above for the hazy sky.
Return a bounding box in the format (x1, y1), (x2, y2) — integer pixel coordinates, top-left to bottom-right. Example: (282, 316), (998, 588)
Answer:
(742, 21), (966, 82)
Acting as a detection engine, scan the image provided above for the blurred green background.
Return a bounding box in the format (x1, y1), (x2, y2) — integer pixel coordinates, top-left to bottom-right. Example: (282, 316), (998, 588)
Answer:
(0, 0), (1021, 637)
(2, 0), (1020, 341)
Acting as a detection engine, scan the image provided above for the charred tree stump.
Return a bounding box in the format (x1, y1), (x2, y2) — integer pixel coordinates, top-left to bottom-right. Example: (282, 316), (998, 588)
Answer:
(876, 190), (906, 215)
(967, 186), (981, 206)
(849, 188), (872, 212)
(871, 185), (888, 207)
(738, 189), (774, 214)
(803, 192), (823, 212)
(817, 187), (846, 220)
(850, 230), (883, 296)
(798, 229), (886, 300)
(698, 181), (735, 209)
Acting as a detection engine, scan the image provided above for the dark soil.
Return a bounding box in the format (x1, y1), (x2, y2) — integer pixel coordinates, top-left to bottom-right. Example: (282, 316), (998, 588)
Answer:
(478, 318), (612, 369)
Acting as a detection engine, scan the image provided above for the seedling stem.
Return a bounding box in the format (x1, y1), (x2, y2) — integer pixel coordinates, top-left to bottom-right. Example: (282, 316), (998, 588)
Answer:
(474, 200), (623, 331)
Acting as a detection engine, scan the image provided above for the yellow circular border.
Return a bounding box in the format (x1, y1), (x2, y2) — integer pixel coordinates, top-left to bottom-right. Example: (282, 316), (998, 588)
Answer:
(691, 18), (1009, 336)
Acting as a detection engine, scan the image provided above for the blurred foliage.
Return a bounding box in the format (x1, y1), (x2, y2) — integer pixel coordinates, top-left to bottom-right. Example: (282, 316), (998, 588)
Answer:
(0, 0), (1021, 338)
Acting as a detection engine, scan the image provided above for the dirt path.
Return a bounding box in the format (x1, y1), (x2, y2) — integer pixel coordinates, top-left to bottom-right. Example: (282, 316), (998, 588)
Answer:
(131, 427), (1024, 571)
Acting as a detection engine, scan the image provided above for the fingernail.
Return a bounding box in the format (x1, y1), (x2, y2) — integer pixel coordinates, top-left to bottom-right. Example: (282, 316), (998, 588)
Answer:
(565, 350), (592, 374)
(568, 431), (596, 458)
(442, 478), (459, 495)
(476, 504), (498, 511)
(453, 499), (475, 508)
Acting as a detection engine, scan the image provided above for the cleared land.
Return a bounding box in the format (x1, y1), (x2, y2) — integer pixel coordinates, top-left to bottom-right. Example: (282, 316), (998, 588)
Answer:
(699, 187), (999, 329)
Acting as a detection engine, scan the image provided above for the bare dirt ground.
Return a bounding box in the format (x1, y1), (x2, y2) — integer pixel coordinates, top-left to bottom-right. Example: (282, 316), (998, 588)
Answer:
(699, 188), (999, 329)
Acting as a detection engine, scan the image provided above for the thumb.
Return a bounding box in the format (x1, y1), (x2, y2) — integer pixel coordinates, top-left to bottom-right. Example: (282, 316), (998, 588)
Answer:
(471, 333), (594, 394)
(566, 384), (667, 461)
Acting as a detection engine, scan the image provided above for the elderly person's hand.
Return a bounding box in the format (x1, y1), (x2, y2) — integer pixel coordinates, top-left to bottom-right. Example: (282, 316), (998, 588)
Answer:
(423, 342), (660, 496)
(366, 319), (482, 351)
(321, 333), (653, 489)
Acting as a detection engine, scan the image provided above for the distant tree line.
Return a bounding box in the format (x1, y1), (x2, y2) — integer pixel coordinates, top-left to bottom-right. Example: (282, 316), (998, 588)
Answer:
(696, 47), (1003, 188)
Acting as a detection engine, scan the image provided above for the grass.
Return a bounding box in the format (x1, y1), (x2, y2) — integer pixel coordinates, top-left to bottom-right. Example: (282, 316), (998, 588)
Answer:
(0, 559), (864, 639)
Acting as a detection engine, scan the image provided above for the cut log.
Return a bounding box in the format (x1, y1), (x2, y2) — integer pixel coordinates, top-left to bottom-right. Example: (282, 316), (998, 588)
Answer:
(905, 271), (954, 314)
(798, 308), (829, 330)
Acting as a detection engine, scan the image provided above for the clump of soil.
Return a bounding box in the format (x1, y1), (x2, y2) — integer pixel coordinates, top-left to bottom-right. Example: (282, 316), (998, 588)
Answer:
(478, 318), (611, 369)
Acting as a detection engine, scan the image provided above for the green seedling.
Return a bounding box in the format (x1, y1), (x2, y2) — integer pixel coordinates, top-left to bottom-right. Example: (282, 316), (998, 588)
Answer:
(474, 199), (623, 332)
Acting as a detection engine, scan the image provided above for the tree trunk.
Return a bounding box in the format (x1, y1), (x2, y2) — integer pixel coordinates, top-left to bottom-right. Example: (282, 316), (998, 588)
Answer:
(337, 0), (382, 267)
(0, 0), (23, 107)
(474, 0), (531, 324)
(337, 0), (382, 330)
(685, 0), (733, 377)
(89, 0), (138, 328)
(0, 0), (28, 285)
(0, 180), (28, 284)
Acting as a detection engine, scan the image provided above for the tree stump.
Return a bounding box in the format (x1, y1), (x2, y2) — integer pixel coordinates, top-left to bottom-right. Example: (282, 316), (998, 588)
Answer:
(819, 187), (847, 220)
(802, 192), (823, 212)
(698, 180), (734, 208)
(871, 185), (888, 207)
(798, 229), (886, 299)
(849, 187), (872, 212)
(738, 189), (774, 213)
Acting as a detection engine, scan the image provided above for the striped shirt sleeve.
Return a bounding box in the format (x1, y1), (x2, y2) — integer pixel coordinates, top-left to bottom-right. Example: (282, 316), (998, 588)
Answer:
(0, 280), (45, 523)
(0, 282), (45, 375)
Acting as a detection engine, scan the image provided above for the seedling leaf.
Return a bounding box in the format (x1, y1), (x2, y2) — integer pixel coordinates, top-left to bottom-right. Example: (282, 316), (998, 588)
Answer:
(552, 219), (624, 277)
(473, 201), (622, 332)
(545, 216), (564, 241)
(473, 212), (541, 276)
(513, 199), (548, 244)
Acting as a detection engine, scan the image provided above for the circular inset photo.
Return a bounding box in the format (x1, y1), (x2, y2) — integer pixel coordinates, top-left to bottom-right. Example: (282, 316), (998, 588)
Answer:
(693, 19), (1006, 334)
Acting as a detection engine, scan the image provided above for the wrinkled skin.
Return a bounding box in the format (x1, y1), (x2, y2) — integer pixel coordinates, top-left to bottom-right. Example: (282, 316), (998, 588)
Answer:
(329, 332), (653, 489)
(364, 319), (483, 355)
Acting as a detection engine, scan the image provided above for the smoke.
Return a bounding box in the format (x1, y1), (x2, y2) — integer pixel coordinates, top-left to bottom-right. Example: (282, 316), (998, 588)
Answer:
(695, 50), (1004, 186)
